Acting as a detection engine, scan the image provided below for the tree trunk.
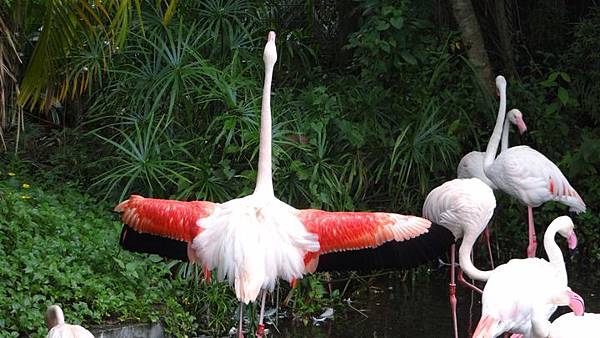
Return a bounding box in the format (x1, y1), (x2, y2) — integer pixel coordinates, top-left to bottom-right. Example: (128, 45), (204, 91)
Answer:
(494, 0), (518, 77)
(450, 0), (495, 94)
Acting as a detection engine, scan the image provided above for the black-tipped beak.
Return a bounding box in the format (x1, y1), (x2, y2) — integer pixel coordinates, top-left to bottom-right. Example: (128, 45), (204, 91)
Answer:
(569, 247), (578, 260)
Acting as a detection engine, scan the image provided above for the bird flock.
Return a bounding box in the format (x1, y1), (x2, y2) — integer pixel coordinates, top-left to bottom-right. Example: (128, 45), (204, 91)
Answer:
(51, 32), (597, 338)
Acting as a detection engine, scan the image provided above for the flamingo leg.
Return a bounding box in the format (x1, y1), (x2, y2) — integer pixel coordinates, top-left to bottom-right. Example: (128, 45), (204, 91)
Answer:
(483, 226), (495, 269)
(256, 291), (267, 337)
(449, 244), (458, 338)
(457, 269), (483, 294)
(238, 302), (244, 338)
(527, 206), (537, 258)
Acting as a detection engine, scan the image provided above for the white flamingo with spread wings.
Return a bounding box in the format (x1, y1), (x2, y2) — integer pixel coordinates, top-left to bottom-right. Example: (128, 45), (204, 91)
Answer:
(422, 177), (496, 338)
(483, 76), (585, 258)
(115, 32), (431, 338)
(472, 216), (583, 338)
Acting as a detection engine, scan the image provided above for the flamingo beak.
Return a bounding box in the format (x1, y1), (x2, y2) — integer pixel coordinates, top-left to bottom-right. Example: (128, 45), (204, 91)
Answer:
(567, 231), (578, 250)
(568, 290), (585, 316)
(516, 117), (528, 134)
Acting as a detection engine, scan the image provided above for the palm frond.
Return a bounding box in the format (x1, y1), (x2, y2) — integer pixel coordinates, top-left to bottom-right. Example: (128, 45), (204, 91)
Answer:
(0, 11), (21, 152)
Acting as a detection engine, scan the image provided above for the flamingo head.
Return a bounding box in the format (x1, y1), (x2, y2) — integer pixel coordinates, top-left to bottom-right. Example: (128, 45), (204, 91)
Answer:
(552, 288), (585, 316)
(507, 109), (528, 134)
(263, 31), (277, 68)
(554, 216), (577, 250)
(46, 305), (65, 329)
(495, 75), (507, 96)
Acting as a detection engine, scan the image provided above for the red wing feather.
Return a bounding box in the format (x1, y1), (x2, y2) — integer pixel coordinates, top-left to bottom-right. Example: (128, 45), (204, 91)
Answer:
(298, 209), (431, 255)
(115, 195), (216, 242)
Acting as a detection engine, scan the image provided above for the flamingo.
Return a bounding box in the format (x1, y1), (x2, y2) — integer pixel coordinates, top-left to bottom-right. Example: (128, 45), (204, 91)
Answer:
(457, 108), (528, 268)
(543, 311), (600, 337)
(46, 305), (94, 338)
(115, 32), (432, 338)
(483, 76), (585, 258)
(472, 216), (582, 338)
(421, 177), (496, 338)
(457, 108), (528, 189)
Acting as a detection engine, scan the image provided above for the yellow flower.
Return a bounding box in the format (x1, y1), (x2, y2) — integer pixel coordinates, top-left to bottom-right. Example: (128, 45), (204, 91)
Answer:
(20, 195), (31, 199)
(8, 172), (16, 176)
(22, 183), (31, 189)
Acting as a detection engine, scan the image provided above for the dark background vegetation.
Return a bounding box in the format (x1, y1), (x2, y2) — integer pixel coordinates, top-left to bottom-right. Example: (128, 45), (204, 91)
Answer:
(1, 0), (599, 336)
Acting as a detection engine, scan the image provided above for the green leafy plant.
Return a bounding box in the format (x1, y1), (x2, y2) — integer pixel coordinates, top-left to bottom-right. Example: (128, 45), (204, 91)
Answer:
(92, 112), (200, 200)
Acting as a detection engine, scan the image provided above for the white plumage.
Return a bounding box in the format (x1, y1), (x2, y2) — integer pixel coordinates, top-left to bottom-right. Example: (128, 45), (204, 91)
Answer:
(457, 108), (528, 190)
(457, 151), (498, 189)
(548, 312), (600, 337)
(423, 178), (495, 247)
(194, 195), (319, 303)
(473, 216), (579, 338)
(486, 145), (585, 213)
(422, 177), (496, 338)
(482, 76), (585, 257)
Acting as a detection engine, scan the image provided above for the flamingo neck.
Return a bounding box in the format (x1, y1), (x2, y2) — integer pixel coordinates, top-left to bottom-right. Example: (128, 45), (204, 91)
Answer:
(531, 316), (551, 338)
(501, 114), (510, 152)
(254, 65), (274, 196)
(46, 305), (65, 329)
(543, 222), (567, 285)
(483, 84), (506, 174)
(458, 233), (493, 282)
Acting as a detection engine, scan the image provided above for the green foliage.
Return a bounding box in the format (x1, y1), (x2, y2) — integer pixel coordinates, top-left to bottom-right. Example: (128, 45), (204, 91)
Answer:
(347, 0), (433, 80)
(92, 112), (200, 200)
(288, 274), (340, 325)
(0, 170), (198, 337)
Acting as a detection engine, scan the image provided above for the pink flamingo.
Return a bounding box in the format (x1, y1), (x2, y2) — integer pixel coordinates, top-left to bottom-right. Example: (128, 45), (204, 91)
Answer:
(115, 32), (431, 338)
(472, 216), (583, 338)
(457, 108), (528, 268)
(483, 76), (585, 258)
(46, 305), (94, 338)
(422, 177), (497, 338)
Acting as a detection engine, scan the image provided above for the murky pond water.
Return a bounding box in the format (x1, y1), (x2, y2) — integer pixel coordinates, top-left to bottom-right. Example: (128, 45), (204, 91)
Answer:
(272, 266), (599, 337)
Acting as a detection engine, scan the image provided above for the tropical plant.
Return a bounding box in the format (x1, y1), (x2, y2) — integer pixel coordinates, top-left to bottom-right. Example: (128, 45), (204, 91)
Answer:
(91, 112), (200, 200)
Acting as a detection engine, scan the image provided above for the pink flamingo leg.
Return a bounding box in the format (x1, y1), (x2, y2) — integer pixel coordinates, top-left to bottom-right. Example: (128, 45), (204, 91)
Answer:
(449, 244), (458, 338)
(457, 269), (483, 294)
(527, 206), (537, 258)
(483, 226), (495, 269)
(238, 302), (245, 338)
(256, 292), (266, 337)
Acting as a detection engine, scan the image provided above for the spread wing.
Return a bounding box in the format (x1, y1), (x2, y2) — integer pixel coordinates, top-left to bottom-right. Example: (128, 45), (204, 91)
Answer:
(297, 209), (431, 270)
(115, 195), (217, 242)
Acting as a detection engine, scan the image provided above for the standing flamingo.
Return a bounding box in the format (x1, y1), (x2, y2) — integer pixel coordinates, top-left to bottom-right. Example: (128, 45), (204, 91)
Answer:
(472, 216), (583, 338)
(46, 305), (94, 338)
(422, 177), (496, 338)
(457, 108), (528, 268)
(483, 76), (585, 257)
(115, 32), (432, 338)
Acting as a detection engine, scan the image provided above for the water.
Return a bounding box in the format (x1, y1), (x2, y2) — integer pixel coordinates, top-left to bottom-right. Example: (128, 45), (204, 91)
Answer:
(272, 267), (600, 337)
